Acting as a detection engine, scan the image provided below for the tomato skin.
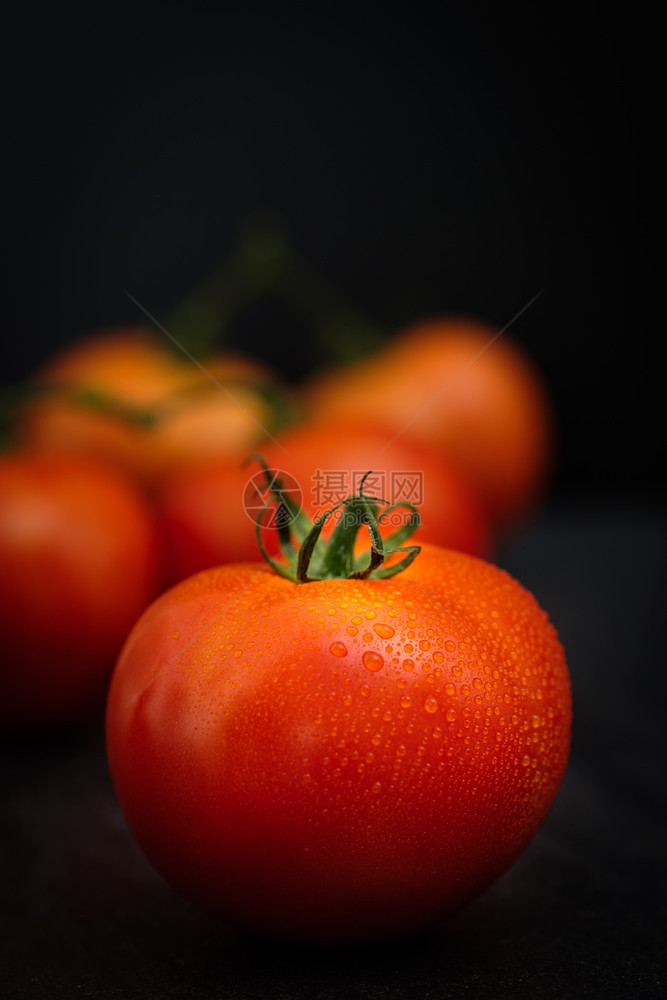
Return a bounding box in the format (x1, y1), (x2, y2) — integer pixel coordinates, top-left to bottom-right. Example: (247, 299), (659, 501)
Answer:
(303, 317), (555, 527)
(106, 544), (571, 942)
(0, 452), (164, 730)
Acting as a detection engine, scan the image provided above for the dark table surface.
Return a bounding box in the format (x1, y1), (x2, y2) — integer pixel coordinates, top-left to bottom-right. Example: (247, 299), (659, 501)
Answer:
(2, 500), (665, 1000)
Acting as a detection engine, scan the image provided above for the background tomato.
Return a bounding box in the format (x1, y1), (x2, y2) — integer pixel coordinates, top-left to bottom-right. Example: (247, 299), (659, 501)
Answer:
(302, 316), (555, 528)
(16, 326), (292, 492)
(106, 538), (571, 943)
(0, 452), (164, 731)
(259, 417), (493, 559)
(156, 415), (493, 586)
(158, 457), (281, 584)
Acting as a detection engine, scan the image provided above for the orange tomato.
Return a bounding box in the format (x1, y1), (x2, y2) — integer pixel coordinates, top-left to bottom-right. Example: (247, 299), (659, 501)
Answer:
(17, 327), (290, 492)
(303, 316), (554, 527)
(107, 532), (571, 942)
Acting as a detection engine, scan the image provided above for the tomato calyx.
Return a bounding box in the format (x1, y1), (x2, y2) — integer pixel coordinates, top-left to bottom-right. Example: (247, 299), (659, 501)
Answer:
(247, 455), (422, 583)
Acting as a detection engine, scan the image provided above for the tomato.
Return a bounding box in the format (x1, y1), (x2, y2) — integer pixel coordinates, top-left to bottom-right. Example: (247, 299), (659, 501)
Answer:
(0, 452), (164, 731)
(16, 326), (291, 491)
(259, 417), (492, 559)
(157, 457), (282, 584)
(106, 482), (571, 943)
(303, 316), (555, 527)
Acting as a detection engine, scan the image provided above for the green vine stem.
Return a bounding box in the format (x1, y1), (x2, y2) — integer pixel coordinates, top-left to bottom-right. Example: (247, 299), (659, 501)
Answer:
(0, 370), (298, 449)
(164, 216), (386, 364)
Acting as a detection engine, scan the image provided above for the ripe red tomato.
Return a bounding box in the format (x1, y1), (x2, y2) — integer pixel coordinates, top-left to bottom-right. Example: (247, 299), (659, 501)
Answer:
(303, 316), (555, 527)
(16, 326), (290, 491)
(106, 487), (571, 943)
(0, 452), (164, 731)
(260, 417), (492, 558)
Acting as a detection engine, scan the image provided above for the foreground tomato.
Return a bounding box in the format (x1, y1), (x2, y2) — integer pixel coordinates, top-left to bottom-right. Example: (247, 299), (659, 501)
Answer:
(0, 452), (164, 730)
(17, 326), (291, 491)
(303, 316), (555, 527)
(106, 474), (571, 942)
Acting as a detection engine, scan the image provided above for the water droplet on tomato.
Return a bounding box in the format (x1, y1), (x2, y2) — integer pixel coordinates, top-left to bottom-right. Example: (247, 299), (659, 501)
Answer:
(362, 650), (384, 672)
(329, 641), (348, 658)
(445, 707), (457, 722)
(424, 695), (439, 714)
(373, 623), (395, 639)
(403, 658), (415, 672)
(400, 695), (413, 709)
(521, 755), (531, 767)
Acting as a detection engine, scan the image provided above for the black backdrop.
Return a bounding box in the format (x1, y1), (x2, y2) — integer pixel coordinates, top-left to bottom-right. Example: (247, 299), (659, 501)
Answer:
(3, 9), (665, 999)
(3, 3), (660, 504)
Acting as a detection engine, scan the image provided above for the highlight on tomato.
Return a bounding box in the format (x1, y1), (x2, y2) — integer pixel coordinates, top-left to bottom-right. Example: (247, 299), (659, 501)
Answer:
(15, 326), (294, 492)
(106, 462), (572, 943)
(0, 451), (165, 731)
(302, 315), (555, 528)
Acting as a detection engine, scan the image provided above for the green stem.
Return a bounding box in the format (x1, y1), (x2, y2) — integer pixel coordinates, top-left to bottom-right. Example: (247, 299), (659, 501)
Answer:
(247, 458), (421, 584)
(1, 372), (298, 440)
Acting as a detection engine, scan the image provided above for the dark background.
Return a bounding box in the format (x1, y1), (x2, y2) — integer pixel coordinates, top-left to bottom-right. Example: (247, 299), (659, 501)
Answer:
(2, 3), (661, 505)
(3, 5), (665, 999)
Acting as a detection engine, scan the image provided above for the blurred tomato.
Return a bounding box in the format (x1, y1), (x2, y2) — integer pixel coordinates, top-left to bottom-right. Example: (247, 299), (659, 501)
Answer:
(17, 327), (292, 492)
(259, 418), (492, 558)
(0, 451), (164, 731)
(158, 457), (282, 584)
(303, 316), (554, 527)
